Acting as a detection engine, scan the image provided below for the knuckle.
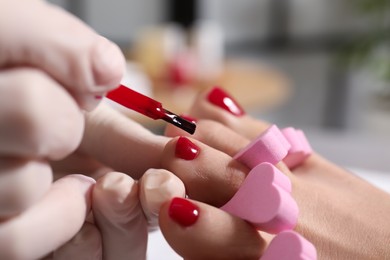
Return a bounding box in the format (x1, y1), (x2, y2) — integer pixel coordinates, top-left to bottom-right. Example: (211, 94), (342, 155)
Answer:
(2, 69), (84, 159)
(95, 171), (137, 202)
(94, 172), (141, 220)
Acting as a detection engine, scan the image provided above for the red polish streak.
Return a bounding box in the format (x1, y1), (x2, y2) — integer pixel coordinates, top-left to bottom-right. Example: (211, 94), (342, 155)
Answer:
(175, 137), (200, 160)
(207, 86), (245, 116)
(169, 197), (199, 227)
(106, 85), (196, 134)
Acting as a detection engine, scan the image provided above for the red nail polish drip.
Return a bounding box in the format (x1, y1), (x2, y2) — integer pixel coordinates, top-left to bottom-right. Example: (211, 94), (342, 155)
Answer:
(106, 85), (196, 134)
(169, 197), (199, 227)
(175, 136), (200, 160)
(207, 87), (245, 116)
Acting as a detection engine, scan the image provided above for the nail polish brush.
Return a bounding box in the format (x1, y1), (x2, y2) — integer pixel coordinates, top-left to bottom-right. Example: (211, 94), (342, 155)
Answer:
(106, 84), (196, 134)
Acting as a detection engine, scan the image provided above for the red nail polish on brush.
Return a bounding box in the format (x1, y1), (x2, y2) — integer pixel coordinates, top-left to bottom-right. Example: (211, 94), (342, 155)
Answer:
(175, 137), (200, 160)
(207, 87), (245, 116)
(169, 197), (199, 227)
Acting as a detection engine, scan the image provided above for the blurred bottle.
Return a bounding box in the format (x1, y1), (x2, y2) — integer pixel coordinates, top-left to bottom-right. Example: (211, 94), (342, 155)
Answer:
(133, 0), (224, 88)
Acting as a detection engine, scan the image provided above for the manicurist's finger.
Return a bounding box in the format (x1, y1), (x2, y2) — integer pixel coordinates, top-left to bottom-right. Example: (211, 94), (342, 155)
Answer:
(92, 171), (147, 260)
(0, 174), (94, 260)
(161, 136), (249, 207)
(0, 1), (125, 106)
(139, 168), (185, 227)
(159, 197), (266, 260)
(53, 222), (102, 260)
(0, 158), (52, 218)
(0, 68), (84, 160)
(80, 103), (169, 179)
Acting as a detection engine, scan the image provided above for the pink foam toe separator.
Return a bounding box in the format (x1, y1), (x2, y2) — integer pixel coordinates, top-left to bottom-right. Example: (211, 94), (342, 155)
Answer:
(282, 128), (313, 169)
(261, 231), (317, 260)
(234, 125), (291, 169)
(220, 163), (298, 234)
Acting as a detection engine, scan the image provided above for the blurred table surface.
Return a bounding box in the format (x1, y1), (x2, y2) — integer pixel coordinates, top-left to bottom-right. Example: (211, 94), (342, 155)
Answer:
(122, 59), (291, 128)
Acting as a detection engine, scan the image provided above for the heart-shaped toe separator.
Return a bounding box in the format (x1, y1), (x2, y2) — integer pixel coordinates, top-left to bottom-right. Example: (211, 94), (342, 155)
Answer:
(234, 125), (291, 169)
(220, 163), (298, 234)
(282, 127), (313, 169)
(261, 231), (317, 260)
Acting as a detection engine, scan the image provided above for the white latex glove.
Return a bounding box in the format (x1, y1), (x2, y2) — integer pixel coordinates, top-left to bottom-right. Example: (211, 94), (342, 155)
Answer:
(0, 0), (124, 258)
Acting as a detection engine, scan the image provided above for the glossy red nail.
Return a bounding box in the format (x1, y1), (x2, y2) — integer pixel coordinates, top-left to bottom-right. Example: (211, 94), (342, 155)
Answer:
(175, 137), (200, 160)
(180, 114), (198, 123)
(169, 197), (199, 227)
(207, 86), (245, 116)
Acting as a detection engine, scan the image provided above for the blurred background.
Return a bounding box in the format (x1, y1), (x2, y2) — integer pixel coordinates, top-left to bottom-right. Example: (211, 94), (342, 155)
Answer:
(47, 0), (390, 173)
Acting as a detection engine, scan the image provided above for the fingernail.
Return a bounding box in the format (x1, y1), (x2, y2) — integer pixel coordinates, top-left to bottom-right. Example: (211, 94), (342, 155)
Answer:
(207, 86), (245, 116)
(73, 174), (96, 185)
(76, 94), (102, 111)
(175, 137), (200, 160)
(169, 197), (199, 227)
(92, 37), (125, 88)
(180, 114), (198, 123)
(143, 169), (186, 217)
(95, 172), (136, 206)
